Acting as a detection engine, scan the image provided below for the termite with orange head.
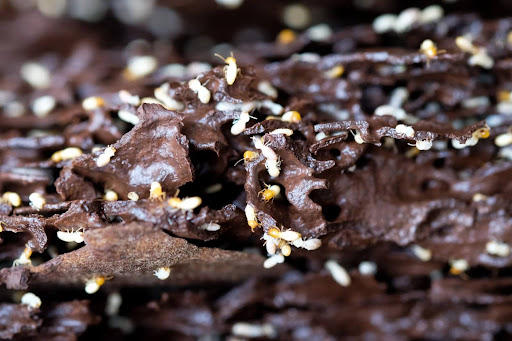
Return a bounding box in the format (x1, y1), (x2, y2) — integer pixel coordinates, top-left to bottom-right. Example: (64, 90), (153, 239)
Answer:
(419, 39), (445, 64)
(85, 276), (106, 294)
(245, 204), (260, 231)
(13, 245), (33, 266)
(267, 226), (301, 242)
(215, 52), (239, 85)
(259, 184), (281, 202)
(149, 181), (166, 201)
(168, 190), (202, 211)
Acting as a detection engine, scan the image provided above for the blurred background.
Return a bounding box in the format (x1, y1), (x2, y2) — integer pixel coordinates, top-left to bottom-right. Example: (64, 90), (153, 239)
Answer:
(3, 0), (512, 67)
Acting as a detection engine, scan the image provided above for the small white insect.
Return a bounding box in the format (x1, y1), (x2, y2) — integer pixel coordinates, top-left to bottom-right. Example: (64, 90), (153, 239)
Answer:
(280, 241), (292, 257)
(315, 132), (328, 141)
(2, 192), (21, 207)
(499, 146), (512, 161)
(82, 96), (105, 111)
(451, 136), (478, 149)
(420, 4), (444, 24)
(472, 193), (488, 202)
(282, 3), (311, 29)
(127, 192), (139, 201)
(265, 238), (278, 255)
(118, 110), (139, 125)
(325, 260), (351, 287)
(159, 63), (187, 78)
(372, 14), (397, 34)
(449, 259), (469, 274)
(495, 133), (512, 147)
(375, 104), (407, 120)
(57, 228), (85, 243)
(292, 238), (322, 251)
(281, 110), (301, 123)
(394, 7), (421, 33)
(231, 322), (277, 338)
(103, 190), (118, 202)
(141, 97), (163, 105)
(306, 23), (332, 42)
(260, 100), (284, 115)
(118, 90), (140, 106)
(252, 137), (278, 161)
(105, 292), (122, 316)
(269, 128), (293, 136)
(323, 65), (345, 79)
(431, 141), (447, 151)
(168, 195), (202, 211)
(215, 101), (240, 111)
(85, 276), (106, 294)
(204, 183), (223, 194)
(153, 267), (171, 280)
(353, 131), (365, 144)
(231, 112), (252, 135)
(29, 193), (45, 210)
(20, 62), (51, 89)
(245, 204), (259, 231)
(263, 253), (285, 269)
(389, 87), (409, 108)
(149, 182), (165, 200)
(187, 62), (212, 76)
(4, 101), (25, 117)
(198, 222), (221, 231)
(267, 227), (301, 242)
(96, 146), (116, 167)
(468, 49), (494, 69)
(12, 246), (32, 266)
(497, 101), (512, 115)
(215, 53), (239, 85)
(215, 0), (244, 10)
(265, 158), (281, 178)
(51, 147), (83, 162)
(257, 81), (278, 98)
(395, 124), (415, 138)
(154, 83), (184, 111)
(462, 96), (490, 109)
(188, 79), (211, 104)
(415, 139), (433, 151)
(21, 292), (42, 309)
(455, 36), (478, 54)
(125, 55), (158, 79)
(411, 244), (432, 261)
(486, 240), (510, 257)
(358, 261), (377, 276)
(31, 95), (56, 117)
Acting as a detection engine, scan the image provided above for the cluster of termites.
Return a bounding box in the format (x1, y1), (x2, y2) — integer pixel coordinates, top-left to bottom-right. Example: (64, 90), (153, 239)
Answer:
(262, 226), (322, 269)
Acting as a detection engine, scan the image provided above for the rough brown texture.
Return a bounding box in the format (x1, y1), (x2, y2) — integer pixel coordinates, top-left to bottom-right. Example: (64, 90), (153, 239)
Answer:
(2, 1), (512, 340)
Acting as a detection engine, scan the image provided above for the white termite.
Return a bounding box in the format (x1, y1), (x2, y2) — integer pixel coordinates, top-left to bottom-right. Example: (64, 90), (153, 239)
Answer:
(21, 293), (42, 309)
(154, 267), (171, 280)
(231, 112), (252, 135)
(325, 260), (351, 287)
(188, 79), (211, 104)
